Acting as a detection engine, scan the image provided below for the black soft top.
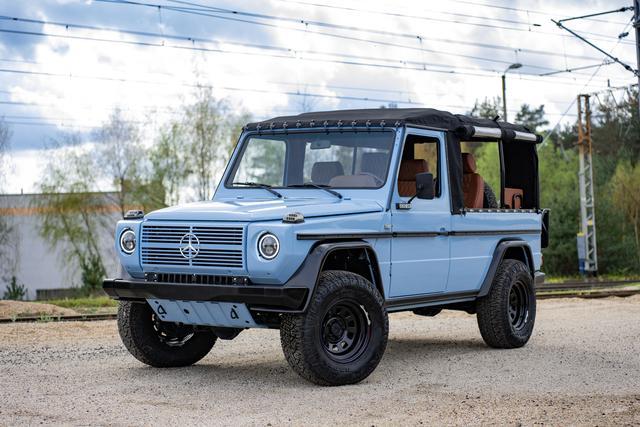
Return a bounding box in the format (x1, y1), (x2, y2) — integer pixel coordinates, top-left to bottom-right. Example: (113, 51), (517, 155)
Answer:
(245, 107), (535, 136)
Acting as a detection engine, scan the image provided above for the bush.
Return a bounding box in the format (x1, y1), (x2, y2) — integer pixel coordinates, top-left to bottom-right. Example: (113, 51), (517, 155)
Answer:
(3, 276), (27, 300)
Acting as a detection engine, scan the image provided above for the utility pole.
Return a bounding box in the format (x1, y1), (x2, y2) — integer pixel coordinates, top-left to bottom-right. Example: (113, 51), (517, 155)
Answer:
(576, 94), (598, 276)
(501, 63), (522, 122)
(634, 0), (640, 118)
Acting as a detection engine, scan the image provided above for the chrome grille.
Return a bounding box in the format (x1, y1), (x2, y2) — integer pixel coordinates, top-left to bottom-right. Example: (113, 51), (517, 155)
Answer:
(140, 223), (244, 269)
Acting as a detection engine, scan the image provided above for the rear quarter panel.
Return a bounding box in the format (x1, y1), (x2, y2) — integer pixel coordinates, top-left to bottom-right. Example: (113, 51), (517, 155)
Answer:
(448, 212), (542, 293)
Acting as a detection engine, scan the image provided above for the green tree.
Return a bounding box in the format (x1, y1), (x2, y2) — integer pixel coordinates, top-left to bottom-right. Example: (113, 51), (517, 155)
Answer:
(515, 104), (549, 133)
(149, 122), (192, 206)
(183, 86), (233, 200)
(469, 97), (501, 119)
(537, 144), (580, 275)
(37, 135), (109, 294)
(94, 108), (146, 216)
(0, 119), (16, 287)
(611, 161), (640, 267)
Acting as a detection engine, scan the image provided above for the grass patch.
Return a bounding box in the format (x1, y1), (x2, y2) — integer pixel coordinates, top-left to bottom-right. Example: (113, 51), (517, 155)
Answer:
(546, 275), (640, 283)
(45, 296), (118, 309)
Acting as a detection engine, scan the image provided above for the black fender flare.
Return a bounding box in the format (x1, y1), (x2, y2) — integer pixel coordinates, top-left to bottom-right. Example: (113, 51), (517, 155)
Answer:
(284, 240), (383, 312)
(477, 239), (534, 298)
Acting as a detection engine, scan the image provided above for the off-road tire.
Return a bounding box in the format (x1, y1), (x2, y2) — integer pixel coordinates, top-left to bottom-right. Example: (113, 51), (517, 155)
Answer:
(483, 182), (498, 208)
(476, 259), (536, 348)
(117, 301), (217, 367)
(280, 271), (388, 386)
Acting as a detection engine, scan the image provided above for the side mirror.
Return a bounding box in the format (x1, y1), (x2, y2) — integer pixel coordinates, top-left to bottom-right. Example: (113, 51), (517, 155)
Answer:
(415, 172), (435, 200)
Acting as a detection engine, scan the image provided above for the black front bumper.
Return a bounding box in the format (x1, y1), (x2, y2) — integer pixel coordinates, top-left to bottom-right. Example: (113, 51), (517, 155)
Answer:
(103, 279), (309, 311)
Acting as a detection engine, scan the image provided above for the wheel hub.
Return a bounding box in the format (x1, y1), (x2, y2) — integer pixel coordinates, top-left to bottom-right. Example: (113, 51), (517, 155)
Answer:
(152, 313), (195, 347)
(320, 300), (371, 362)
(508, 280), (530, 331)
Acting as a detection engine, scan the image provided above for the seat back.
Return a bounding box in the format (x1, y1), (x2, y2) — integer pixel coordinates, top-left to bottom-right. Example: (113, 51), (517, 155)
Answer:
(461, 153), (484, 208)
(398, 159), (428, 197)
(311, 161), (344, 185)
(361, 152), (388, 183)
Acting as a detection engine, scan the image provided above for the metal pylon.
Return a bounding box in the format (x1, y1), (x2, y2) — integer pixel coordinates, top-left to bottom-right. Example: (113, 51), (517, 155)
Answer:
(576, 94), (598, 275)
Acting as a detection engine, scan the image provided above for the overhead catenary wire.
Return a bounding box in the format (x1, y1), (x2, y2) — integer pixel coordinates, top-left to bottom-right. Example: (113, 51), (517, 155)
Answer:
(0, 27), (627, 89)
(0, 14), (610, 64)
(156, 0), (635, 46)
(0, 16), (617, 78)
(0, 0), (632, 134)
(94, 0), (637, 49)
(453, 0), (632, 25)
(542, 19), (635, 145)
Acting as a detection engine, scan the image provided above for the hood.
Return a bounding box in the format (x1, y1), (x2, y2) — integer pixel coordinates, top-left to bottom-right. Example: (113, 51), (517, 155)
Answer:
(144, 198), (384, 222)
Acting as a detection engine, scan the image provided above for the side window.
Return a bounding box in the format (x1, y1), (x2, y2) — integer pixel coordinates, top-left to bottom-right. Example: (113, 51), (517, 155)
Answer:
(398, 135), (440, 198)
(234, 138), (286, 186)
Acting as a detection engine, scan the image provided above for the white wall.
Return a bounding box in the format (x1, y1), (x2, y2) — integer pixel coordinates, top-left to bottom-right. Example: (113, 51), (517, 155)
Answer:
(0, 193), (120, 300)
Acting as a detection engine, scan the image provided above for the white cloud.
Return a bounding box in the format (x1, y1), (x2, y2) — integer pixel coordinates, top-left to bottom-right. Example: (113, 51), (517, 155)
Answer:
(1, 0), (637, 192)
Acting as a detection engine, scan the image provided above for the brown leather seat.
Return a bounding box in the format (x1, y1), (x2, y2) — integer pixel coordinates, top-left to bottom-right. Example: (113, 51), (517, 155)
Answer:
(462, 153), (484, 209)
(398, 159), (428, 197)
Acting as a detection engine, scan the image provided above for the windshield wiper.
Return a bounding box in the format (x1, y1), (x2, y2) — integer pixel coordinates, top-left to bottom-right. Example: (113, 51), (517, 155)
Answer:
(232, 182), (283, 198)
(287, 183), (343, 199)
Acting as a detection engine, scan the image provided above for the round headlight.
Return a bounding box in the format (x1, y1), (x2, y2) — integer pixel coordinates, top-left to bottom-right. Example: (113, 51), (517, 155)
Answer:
(258, 233), (279, 260)
(119, 229), (136, 254)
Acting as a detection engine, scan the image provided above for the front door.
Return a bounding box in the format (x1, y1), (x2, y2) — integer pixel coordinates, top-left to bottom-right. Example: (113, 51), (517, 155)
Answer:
(389, 129), (450, 297)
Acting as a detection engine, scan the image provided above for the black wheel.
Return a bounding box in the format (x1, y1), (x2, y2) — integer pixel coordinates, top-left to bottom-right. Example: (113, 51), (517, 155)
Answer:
(117, 301), (217, 367)
(476, 259), (536, 348)
(280, 270), (388, 386)
(483, 182), (498, 208)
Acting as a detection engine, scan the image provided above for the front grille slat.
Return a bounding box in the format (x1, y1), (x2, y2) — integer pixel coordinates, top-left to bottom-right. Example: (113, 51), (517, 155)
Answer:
(140, 223), (244, 269)
(146, 272), (250, 285)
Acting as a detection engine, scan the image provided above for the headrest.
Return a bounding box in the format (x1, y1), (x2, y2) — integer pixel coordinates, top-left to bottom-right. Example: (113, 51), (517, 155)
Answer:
(329, 174), (377, 188)
(399, 159), (428, 181)
(311, 161), (344, 185)
(462, 153), (477, 174)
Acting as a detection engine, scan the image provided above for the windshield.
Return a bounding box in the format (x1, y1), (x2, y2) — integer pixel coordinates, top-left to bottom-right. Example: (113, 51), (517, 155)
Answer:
(228, 131), (395, 189)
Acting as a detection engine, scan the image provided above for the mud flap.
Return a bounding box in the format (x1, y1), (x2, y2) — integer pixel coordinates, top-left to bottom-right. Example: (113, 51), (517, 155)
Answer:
(147, 299), (264, 328)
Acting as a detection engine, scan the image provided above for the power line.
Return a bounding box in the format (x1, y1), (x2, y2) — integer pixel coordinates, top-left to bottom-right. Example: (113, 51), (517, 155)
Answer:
(554, 17), (638, 77)
(0, 27), (625, 88)
(453, 0), (632, 26)
(265, 0), (545, 28)
(160, 0), (635, 45)
(543, 19), (635, 144)
(95, 0), (636, 50)
(0, 14), (607, 64)
(1, 15), (605, 76)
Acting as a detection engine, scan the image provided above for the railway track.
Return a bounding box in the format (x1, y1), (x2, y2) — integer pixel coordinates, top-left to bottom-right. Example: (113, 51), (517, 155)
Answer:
(1, 280), (638, 323)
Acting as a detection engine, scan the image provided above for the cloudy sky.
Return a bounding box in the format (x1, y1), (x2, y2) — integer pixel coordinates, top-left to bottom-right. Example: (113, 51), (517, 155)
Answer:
(0, 0), (637, 193)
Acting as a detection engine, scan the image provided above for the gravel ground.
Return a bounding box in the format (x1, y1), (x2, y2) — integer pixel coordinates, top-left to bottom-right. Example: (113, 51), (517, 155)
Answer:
(0, 300), (77, 318)
(1, 296), (639, 426)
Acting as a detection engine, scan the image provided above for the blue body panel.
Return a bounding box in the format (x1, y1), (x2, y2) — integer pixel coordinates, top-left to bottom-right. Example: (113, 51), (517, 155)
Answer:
(112, 125), (543, 327)
(389, 128), (451, 297)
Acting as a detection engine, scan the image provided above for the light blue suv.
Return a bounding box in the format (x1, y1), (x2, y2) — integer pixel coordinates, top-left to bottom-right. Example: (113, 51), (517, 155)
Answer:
(104, 108), (549, 386)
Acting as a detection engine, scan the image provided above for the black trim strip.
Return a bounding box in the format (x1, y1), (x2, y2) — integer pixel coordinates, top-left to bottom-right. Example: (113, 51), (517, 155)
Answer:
(297, 229), (540, 240)
(385, 290), (477, 312)
(297, 232), (393, 240)
(449, 229), (540, 236)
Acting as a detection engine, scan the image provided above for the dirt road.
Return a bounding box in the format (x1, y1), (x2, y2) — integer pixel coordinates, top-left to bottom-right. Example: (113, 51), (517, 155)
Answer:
(1, 296), (639, 425)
